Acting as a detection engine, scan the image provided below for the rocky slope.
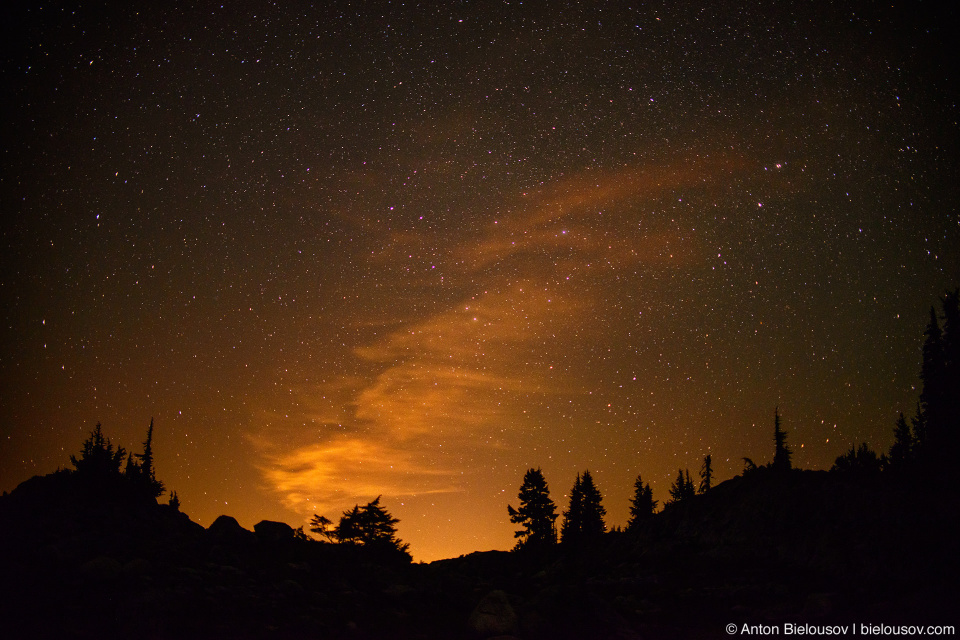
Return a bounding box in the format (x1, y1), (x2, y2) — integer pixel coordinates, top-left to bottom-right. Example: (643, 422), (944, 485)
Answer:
(1, 467), (957, 639)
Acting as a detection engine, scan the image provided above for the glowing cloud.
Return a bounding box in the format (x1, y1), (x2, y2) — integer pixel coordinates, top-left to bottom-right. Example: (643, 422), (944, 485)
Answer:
(252, 152), (749, 548)
(257, 436), (460, 515)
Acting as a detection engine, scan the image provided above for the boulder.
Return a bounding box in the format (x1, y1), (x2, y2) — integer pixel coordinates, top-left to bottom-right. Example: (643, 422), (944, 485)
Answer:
(79, 555), (122, 583)
(254, 519), (295, 543)
(207, 515), (256, 546)
(468, 589), (518, 638)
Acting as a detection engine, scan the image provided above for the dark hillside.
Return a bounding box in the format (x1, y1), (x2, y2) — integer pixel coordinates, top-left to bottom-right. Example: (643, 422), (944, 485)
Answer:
(2, 464), (956, 639)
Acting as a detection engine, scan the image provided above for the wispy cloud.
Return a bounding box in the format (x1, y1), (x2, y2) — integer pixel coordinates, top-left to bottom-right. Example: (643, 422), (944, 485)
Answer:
(256, 436), (460, 515)
(252, 153), (745, 527)
(460, 157), (737, 271)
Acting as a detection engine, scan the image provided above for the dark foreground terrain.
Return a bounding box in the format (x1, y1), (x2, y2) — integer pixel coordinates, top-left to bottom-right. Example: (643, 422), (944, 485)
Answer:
(1, 467), (958, 639)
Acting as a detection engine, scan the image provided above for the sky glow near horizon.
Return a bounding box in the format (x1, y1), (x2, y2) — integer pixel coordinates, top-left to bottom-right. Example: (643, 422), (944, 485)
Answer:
(2, 1), (958, 560)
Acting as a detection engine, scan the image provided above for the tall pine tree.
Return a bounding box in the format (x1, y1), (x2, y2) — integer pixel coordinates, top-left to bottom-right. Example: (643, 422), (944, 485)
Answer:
(773, 407), (792, 471)
(941, 290), (960, 452)
(579, 470), (606, 541)
(911, 402), (927, 459)
(627, 472), (658, 531)
(508, 468), (558, 552)
(71, 423), (126, 484)
(914, 292), (960, 475)
(560, 473), (583, 546)
(668, 468), (695, 504)
(919, 306), (946, 453)
(888, 412), (914, 471)
(133, 418), (164, 499)
(699, 455), (713, 494)
(332, 496), (411, 559)
(561, 470), (606, 547)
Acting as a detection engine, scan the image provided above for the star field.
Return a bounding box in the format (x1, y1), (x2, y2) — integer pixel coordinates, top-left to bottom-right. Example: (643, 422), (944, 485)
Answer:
(2, 1), (959, 561)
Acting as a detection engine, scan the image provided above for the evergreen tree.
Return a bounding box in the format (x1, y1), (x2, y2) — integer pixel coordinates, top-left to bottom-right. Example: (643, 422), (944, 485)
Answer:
(698, 454), (713, 494)
(915, 293), (960, 475)
(919, 306), (947, 452)
(940, 289), (960, 451)
(943, 289), (960, 368)
(560, 470), (606, 547)
(136, 419), (156, 482)
(508, 467), (558, 551)
(334, 496), (410, 558)
(669, 469), (685, 503)
(71, 423), (126, 482)
(668, 468), (695, 504)
(888, 412), (914, 471)
(560, 473), (583, 546)
(773, 407), (792, 471)
(131, 418), (164, 499)
(124, 453), (139, 478)
(627, 473), (658, 530)
(310, 514), (336, 542)
(168, 490), (181, 510)
(832, 443), (883, 475)
(911, 403), (927, 457)
(335, 505), (364, 544)
(359, 497), (405, 548)
(579, 470), (606, 540)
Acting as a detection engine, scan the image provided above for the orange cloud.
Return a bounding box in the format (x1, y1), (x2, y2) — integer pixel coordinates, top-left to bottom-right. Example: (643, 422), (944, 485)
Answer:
(252, 150), (746, 532)
(256, 436), (460, 515)
(461, 155), (740, 271)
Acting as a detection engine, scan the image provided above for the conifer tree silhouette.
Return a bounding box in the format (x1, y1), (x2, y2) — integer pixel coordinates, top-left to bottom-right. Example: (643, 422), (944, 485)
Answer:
(129, 418), (164, 499)
(773, 407), (792, 471)
(919, 306), (946, 454)
(560, 473), (583, 546)
(71, 423), (126, 484)
(939, 290), (960, 454)
(668, 468), (695, 504)
(699, 455), (713, 493)
(561, 470), (605, 547)
(508, 467), (558, 551)
(888, 412), (914, 471)
(627, 472), (658, 531)
(124, 452), (139, 478)
(911, 402), (927, 459)
(310, 514), (336, 542)
(832, 443), (883, 475)
(333, 496), (410, 558)
(912, 291), (960, 475)
(886, 289), (960, 482)
(672, 468), (685, 501)
(137, 419), (156, 479)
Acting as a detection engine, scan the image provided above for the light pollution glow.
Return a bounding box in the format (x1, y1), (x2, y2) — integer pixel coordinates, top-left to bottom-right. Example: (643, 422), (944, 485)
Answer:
(250, 154), (804, 561)
(3, 2), (956, 563)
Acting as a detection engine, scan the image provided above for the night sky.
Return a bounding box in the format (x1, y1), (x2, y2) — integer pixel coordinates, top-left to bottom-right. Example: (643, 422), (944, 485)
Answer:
(2, 1), (959, 561)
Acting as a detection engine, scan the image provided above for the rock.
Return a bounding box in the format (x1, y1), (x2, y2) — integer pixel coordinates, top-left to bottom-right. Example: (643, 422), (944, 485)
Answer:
(79, 556), (122, 583)
(254, 519), (295, 543)
(384, 583), (416, 598)
(121, 557), (152, 579)
(468, 589), (518, 638)
(207, 515), (255, 546)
